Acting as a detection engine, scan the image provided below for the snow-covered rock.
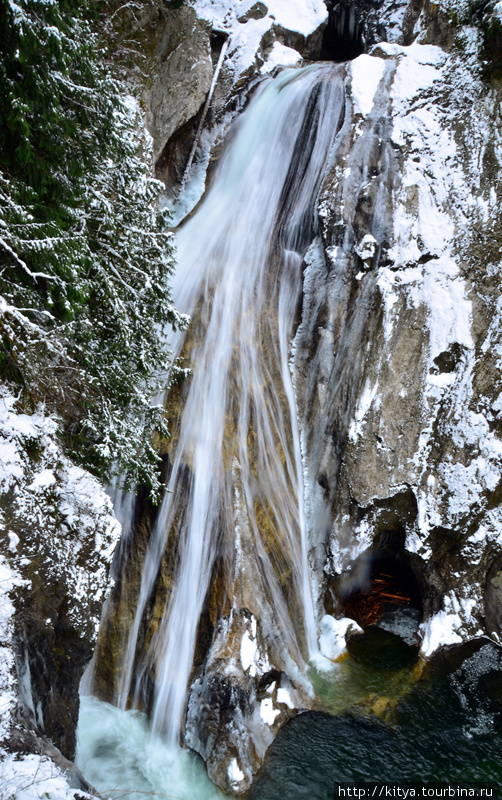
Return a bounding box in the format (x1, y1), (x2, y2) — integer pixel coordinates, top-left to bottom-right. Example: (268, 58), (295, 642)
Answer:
(295, 35), (502, 662)
(0, 389), (120, 790)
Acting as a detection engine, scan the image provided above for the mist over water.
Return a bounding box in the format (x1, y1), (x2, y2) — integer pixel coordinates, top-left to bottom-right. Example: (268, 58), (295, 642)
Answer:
(77, 696), (224, 800)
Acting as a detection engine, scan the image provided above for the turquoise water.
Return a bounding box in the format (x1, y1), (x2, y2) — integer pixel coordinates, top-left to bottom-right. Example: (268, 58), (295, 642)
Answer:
(77, 695), (225, 800)
(77, 641), (502, 800)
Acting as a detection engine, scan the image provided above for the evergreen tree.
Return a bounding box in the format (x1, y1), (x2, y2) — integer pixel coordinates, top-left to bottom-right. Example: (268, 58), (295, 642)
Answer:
(0, 0), (187, 498)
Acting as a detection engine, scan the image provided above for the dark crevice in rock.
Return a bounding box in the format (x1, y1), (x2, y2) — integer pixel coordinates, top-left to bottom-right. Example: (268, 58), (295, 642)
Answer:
(324, 489), (427, 632)
(210, 29), (228, 65)
(431, 342), (467, 374)
(258, 669), (283, 693)
(12, 589), (93, 760)
(319, 0), (431, 62)
(321, 0), (368, 61)
(155, 108), (204, 192)
(338, 541), (425, 669)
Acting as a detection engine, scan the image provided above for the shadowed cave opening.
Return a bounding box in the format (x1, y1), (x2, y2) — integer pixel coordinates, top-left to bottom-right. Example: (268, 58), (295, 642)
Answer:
(342, 550), (423, 628)
(340, 545), (424, 669)
(320, 0), (368, 61)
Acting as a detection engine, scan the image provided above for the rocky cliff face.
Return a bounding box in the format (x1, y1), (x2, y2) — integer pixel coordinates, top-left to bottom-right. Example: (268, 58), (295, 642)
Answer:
(0, 392), (120, 792)
(4, 0), (502, 796)
(108, 0), (502, 793)
(295, 31), (502, 646)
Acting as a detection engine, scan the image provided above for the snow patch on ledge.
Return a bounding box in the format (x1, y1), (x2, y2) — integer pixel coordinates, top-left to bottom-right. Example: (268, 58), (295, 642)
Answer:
(350, 55), (386, 116)
(319, 615), (361, 662)
(195, 0), (327, 37)
(240, 614), (271, 677)
(266, 0), (328, 36)
(261, 42), (302, 73)
(276, 686), (295, 708)
(0, 755), (81, 800)
(259, 697), (280, 725)
(420, 593), (484, 656)
(194, 0), (327, 79)
(228, 758), (244, 784)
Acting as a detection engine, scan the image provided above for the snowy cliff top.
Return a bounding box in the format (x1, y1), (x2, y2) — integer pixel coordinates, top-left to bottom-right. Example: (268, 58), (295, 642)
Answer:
(193, 0), (327, 78)
(193, 0), (327, 36)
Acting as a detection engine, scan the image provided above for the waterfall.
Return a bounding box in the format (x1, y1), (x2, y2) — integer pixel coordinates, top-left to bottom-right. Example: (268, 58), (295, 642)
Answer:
(110, 62), (345, 746)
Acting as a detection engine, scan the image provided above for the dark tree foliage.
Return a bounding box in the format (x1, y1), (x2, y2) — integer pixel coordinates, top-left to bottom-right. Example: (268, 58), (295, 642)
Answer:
(0, 0), (187, 499)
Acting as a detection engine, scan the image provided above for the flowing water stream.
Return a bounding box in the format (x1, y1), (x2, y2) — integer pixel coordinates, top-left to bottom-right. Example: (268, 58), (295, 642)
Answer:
(92, 61), (345, 739)
(76, 61), (502, 799)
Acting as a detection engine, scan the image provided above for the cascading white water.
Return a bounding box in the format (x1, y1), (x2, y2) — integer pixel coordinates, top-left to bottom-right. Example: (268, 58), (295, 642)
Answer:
(112, 62), (345, 746)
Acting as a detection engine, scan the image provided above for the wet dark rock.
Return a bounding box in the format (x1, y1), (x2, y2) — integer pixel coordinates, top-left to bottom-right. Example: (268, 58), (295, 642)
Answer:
(13, 609), (90, 759)
(238, 2), (268, 23)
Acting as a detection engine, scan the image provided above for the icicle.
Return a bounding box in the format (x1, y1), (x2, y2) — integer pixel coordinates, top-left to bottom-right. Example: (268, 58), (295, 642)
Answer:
(181, 32), (230, 189)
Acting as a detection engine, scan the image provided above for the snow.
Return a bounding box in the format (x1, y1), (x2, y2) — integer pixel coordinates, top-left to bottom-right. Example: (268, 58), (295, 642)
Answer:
(194, 0), (327, 79)
(348, 380), (379, 444)
(276, 687), (295, 708)
(420, 612), (463, 656)
(261, 42), (302, 73)
(228, 758), (244, 784)
(375, 40), (445, 67)
(265, 0), (327, 36)
(0, 389), (121, 791)
(239, 614), (270, 677)
(240, 629), (258, 676)
(195, 0), (326, 36)
(371, 40), (474, 415)
(7, 531), (19, 552)
(350, 55), (386, 116)
(317, 37), (502, 660)
(427, 372), (456, 388)
(0, 755), (85, 800)
(28, 468), (56, 490)
(259, 697), (280, 725)
(419, 593), (483, 656)
(7, 1), (27, 23)
(328, 517), (374, 574)
(354, 233), (378, 263)
(227, 16), (272, 78)
(319, 615), (361, 661)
